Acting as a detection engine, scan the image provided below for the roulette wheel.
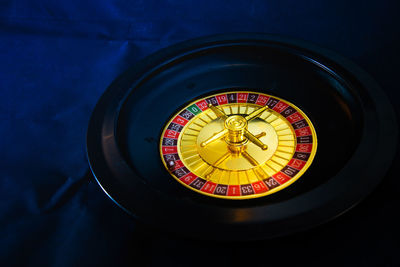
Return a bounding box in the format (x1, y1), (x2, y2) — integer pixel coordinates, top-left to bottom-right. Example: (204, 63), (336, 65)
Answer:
(86, 33), (397, 240)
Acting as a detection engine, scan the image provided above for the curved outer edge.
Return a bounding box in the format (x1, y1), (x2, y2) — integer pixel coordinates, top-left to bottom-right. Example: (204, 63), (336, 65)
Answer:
(86, 33), (398, 240)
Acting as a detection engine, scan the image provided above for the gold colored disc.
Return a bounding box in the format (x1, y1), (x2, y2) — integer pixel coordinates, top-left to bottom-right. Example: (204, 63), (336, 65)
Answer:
(160, 91), (317, 200)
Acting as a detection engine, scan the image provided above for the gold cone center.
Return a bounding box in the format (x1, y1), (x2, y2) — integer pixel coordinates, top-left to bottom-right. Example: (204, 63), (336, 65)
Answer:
(225, 115), (247, 147)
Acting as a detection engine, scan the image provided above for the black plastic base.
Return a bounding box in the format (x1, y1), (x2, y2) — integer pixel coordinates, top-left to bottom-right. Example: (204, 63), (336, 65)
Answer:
(87, 34), (397, 240)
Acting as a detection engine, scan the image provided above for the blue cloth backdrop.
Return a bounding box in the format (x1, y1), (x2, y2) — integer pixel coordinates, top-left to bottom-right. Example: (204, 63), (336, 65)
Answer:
(1, 1), (399, 266)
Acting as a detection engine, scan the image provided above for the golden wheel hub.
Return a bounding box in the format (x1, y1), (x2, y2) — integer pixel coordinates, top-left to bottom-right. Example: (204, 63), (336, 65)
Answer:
(225, 115), (247, 130)
(160, 91), (317, 199)
(224, 115), (248, 149)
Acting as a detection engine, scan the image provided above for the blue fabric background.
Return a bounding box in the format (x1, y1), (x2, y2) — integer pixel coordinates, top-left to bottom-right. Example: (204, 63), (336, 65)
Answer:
(1, 1), (399, 266)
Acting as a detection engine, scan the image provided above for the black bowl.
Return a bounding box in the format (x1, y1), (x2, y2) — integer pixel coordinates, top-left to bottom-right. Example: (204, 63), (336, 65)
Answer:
(87, 33), (397, 240)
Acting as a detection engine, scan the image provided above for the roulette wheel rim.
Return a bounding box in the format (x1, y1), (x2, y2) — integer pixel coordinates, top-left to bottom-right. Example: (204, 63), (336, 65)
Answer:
(87, 33), (397, 240)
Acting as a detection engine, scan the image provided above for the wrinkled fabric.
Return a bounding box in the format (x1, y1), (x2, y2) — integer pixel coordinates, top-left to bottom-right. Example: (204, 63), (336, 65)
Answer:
(1, 1), (400, 266)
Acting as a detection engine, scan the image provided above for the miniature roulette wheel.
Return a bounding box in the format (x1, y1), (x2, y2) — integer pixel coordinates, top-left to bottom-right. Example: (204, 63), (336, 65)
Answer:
(87, 34), (397, 240)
